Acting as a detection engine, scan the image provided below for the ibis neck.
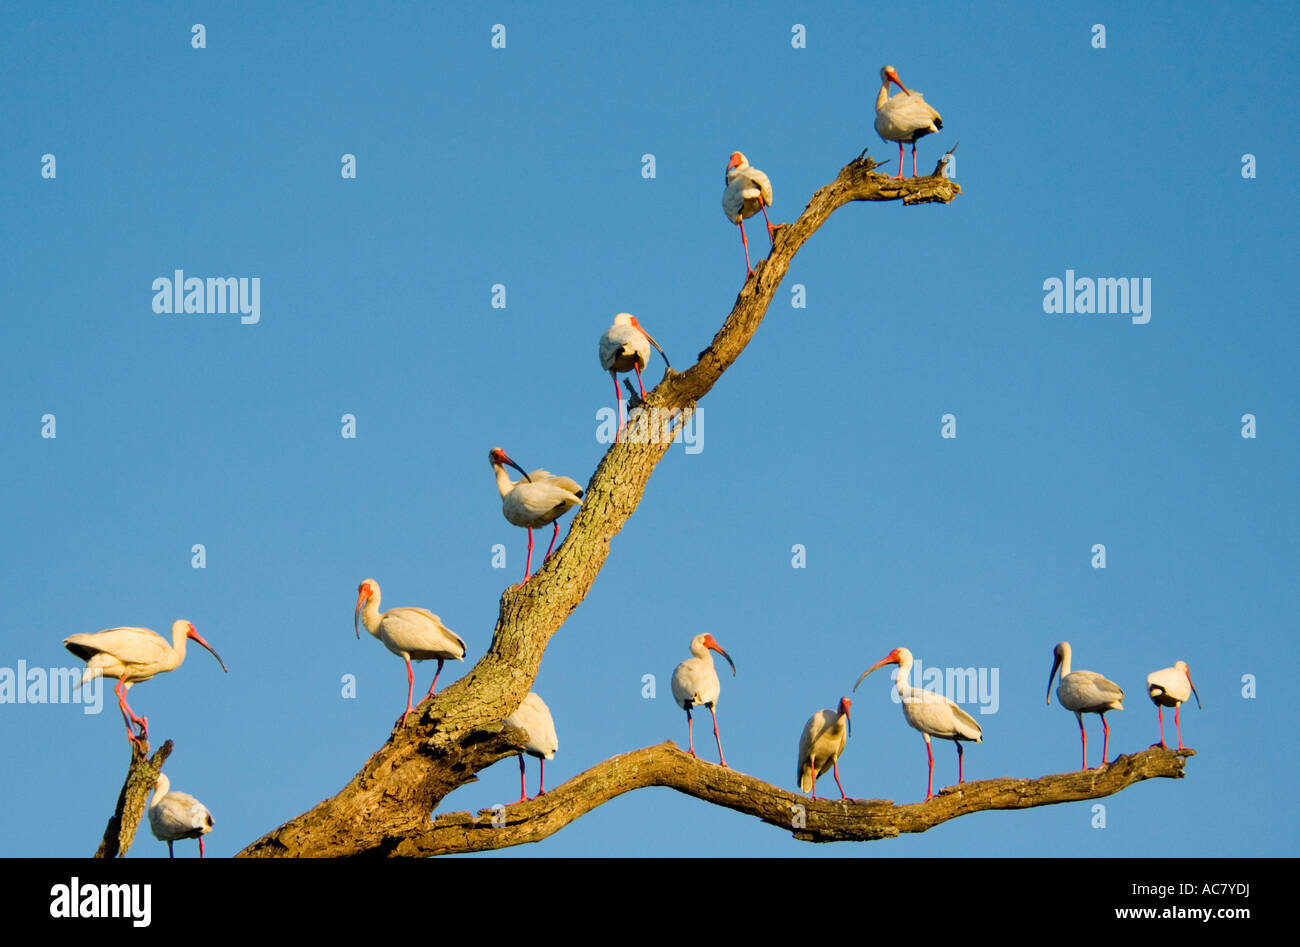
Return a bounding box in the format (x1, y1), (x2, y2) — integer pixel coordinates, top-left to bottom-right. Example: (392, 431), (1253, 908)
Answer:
(493, 464), (515, 498)
(1058, 650), (1072, 678)
(152, 774), (170, 806)
(876, 82), (890, 111)
(895, 657), (913, 695)
(360, 598), (383, 636)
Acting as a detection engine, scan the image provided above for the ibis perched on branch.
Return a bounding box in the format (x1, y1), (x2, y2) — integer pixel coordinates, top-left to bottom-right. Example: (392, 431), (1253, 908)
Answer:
(504, 692), (558, 803)
(874, 65), (943, 178)
(1046, 641), (1125, 769)
(1147, 660), (1200, 750)
(722, 152), (775, 277)
(599, 312), (670, 442)
(489, 448), (583, 583)
(796, 697), (852, 800)
(64, 620), (227, 743)
(671, 634), (737, 767)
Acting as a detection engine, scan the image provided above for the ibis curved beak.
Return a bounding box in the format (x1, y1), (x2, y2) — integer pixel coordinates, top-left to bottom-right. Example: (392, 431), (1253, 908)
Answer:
(354, 589), (368, 639)
(846, 711), (852, 739)
(890, 75), (911, 95)
(640, 327), (671, 369)
(505, 457), (532, 483)
(708, 641), (736, 676)
(1046, 655), (1063, 705)
(853, 655), (894, 692)
(188, 629), (228, 673)
(1188, 672), (1201, 710)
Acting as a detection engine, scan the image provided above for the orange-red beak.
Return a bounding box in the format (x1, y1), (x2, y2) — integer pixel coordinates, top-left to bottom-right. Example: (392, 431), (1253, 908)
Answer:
(187, 626), (228, 672)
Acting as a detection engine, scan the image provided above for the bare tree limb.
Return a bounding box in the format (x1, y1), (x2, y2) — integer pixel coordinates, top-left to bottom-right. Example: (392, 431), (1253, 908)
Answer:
(95, 738), (172, 858)
(398, 745), (1193, 856)
(235, 152), (973, 858)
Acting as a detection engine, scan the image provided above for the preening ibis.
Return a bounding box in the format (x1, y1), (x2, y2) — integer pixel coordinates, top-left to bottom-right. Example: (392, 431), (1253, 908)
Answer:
(722, 152), (775, 277)
(1046, 641), (1125, 770)
(854, 647), (982, 801)
(874, 65), (943, 178)
(1147, 660), (1200, 750)
(599, 312), (671, 442)
(671, 633), (736, 767)
(355, 578), (466, 728)
(489, 447), (583, 583)
(148, 772), (214, 858)
(796, 697), (852, 800)
(504, 691), (558, 803)
(64, 620), (228, 743)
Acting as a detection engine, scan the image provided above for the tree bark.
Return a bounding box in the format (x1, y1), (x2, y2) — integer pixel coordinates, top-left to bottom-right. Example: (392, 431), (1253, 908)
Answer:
(232, 151), (1137, 859)
(398, 744), (1193, 855)
(95, 738), (172, 858)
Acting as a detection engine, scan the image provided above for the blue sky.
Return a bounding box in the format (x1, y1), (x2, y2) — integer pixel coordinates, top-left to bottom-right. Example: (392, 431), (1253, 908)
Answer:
(1, 1), (1296, 858)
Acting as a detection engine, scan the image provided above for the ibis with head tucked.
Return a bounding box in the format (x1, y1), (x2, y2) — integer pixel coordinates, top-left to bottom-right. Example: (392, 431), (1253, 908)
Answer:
(854, 647), (981, 801)
(64, 620), (227, 743)
(671, 633), (737, 767)
(874, 65), (943, 178)
(722, 152), (775, 277)
(489, 448), (583, 583)
(355, 578), (466, 728)
(504, 691), (558, 803)
(148, 772), (214, 858)
(796, 697), (853, 800)
(1147, 660), (1200, 750)
(1046, 641), (1125, 769)
(599, 312), (671, 442)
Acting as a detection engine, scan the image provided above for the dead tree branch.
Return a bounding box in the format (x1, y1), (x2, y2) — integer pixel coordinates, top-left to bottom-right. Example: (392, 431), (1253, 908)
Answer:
(95, 738), (172, 858)
(400, 745), (1193, 855)
(237, 153), (972, 857)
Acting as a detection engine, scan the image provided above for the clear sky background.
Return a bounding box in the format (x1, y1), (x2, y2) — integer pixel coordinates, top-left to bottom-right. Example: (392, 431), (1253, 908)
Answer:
(1, 1), (1296, 858)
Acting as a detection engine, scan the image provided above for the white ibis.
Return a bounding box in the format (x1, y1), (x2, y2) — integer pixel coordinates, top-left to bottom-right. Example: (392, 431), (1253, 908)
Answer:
(854, 647), (982, 801)
(355, 578), (466, 728)
(1147, 660), (1200, 750)
(64, 621), (228, 743)
(148, 772), (214, 858)
(874, 65), (943, 178)
(504, 691), (558, 803)
(599, 312), (671, 442)
(796, 697), (852, 800)
(1046, 641), (1125, 770)
(722, 151), (775, 277)
(670, 633), (737, 767)
(489, 447), (583, 583)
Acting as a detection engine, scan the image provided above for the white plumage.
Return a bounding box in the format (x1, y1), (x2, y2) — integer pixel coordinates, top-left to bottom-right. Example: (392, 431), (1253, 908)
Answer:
(355, 578), (466, 728)
(796, 697), (852, 799)
(854, 647), (982, 801)
(505, 691), (558, 802)
(1147, 660), (1200, 750)
(599, 313), (670, 442)
(64, 620), (228, 743)
(721, 151), (775, 276)
(1046, 641), (1125, 769)
(489, 447), (583, 583)
(148, 772), (214, 858)
(671, 633), (737, 767)
(874, 65), (943, 178)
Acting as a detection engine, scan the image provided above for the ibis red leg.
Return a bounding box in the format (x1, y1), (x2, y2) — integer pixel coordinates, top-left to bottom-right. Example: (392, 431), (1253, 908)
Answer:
(612, 371), (624, 442)
(1156, 705), (1167, 748)
(1076, 711), (1088, 770)
(544, 521), (559, 561)
(521, 528), (534, 583)
(1100, 713), (1111, 766)
(896, 141), (905, 178)
(738, 221), (754, 276)
(1174, 705), (1184, 750)
(538, 758), (547, 796)
(514, 755), (528, 803)
(423, 658), (446, 700)
(198, 837), (205, 859)
(759, 196), (775, 246)
(911, 143), (918, 177)
(833, 759), (846, 800)
(924, 736), (934, 801)
(397, 658), (415, 728)
(708, 703), (728, 768)
(634, 362), (646, 399)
